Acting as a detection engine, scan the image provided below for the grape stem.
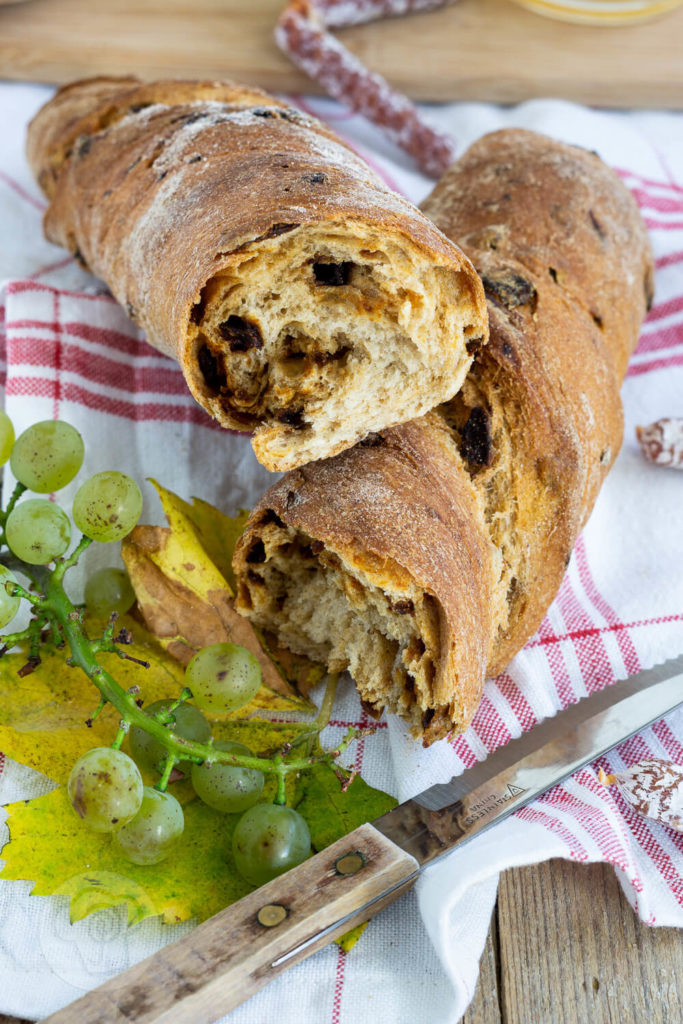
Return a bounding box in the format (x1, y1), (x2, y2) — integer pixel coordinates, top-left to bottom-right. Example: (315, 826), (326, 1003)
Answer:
(111, 722), (129, 749)
(53, 535), (93, 580)
(9, 581), (48, 608)
(1, 539), (362, 786)
(273, 755), (287, 805)
(156, 754), (178, 793)
(315, 671), (337, 731)
(279, 673), (339, 758)
(86, 697), (107, 727)
(0, 625), (39, 650)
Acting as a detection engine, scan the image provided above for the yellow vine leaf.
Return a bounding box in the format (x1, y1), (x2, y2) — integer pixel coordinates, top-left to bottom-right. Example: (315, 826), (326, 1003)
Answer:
(54, 872), (158, 927)
(163, 491), (250, 594)
(0, 635), (391, 949)
(121, 482), (322, 711)
(337, 923), (369, 953)
(1, 786), (254, 925)
(0, 646), (307, 927)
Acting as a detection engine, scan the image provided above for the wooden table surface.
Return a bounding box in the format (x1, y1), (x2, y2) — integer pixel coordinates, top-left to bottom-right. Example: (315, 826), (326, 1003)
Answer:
(466, 859), (683, 1024)
(1, 857), (681, 1023)
(2, 0), (683, 107)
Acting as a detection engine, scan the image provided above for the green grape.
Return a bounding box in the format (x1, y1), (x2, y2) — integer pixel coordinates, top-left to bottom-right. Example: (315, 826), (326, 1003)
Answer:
(186, 642), (262, 713)
(113, 787), (184, 865)
(129, 699), (211, 774)
(232, 803), (311, 886)
(72, 471), (142, 542)
(6, 498), (71, 564)
(0, 411), (15, 467)
(84, 567), (136, 618)
(10, 420), (84, 493)
(67, 747), (143, 833)
(0, 566), (20, 628)
(191, 740), (264, 814)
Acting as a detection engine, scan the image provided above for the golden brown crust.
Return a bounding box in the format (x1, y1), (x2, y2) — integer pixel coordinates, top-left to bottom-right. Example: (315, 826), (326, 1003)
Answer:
(438, 254), (624, 675)
(423, 130), (652, 673)
(27, 76), (487, 471)
(26, 77), (283, 200)
(424, 129), (654, 379)
(234, 129), (653, 742)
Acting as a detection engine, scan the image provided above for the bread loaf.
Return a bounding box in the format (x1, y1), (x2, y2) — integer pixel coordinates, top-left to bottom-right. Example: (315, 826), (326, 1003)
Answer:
(234, 129), (654, 743)
(27, 77), (487, 472)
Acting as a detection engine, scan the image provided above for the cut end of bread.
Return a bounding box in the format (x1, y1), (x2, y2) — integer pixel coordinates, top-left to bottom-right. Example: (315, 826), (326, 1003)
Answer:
(234, 510), (471, 744)
(186, 221), (484, 470)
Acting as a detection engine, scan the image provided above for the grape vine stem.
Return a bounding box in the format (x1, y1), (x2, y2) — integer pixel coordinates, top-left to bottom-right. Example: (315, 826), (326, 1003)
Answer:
(0, 482), (27, 548)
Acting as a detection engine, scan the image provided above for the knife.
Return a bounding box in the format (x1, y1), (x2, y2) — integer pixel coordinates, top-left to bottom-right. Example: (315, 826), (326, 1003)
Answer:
(42, 653), (683, 1024)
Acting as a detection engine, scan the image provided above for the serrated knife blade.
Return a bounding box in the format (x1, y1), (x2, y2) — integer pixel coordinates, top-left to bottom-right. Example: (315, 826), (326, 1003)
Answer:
(42, 653), (683, 1024)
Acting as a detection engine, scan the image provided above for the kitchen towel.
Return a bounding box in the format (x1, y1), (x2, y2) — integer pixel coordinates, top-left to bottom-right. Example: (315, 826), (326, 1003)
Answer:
(0, 81), (682, 1024)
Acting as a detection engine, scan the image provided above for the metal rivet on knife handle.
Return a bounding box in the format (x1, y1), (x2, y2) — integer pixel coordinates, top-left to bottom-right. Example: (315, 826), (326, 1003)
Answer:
(334, 851), (366, 876)
(257, 904), (289, 927)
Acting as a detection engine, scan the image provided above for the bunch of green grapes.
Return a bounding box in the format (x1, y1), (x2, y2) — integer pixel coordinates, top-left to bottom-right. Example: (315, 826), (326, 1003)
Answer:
(69, 642), (311, 879)
(67, 747), (184, 864)
(0, 413), (311, 883)
(187, 643), (311, 883)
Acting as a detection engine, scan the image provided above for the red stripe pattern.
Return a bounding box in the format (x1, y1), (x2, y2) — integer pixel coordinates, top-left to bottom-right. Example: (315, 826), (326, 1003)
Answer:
(2, 281), (241, 433)
(3, 182), (683, 918)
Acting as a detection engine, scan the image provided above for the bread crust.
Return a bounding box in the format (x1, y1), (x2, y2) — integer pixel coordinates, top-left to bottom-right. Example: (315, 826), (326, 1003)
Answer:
(423, 129), (653, 378)
(234, 129), (653, 741)
(424, 130), (652, 672)
(27, 76), (487, 471)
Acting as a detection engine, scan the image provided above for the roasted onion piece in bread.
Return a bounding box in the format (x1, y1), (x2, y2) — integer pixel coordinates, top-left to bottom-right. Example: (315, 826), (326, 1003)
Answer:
(234, 129), (654, 744)
(27, 76), (487, 472)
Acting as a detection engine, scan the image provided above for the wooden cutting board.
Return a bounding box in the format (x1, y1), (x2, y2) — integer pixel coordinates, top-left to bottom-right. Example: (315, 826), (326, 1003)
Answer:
(0, 0), (682, 107)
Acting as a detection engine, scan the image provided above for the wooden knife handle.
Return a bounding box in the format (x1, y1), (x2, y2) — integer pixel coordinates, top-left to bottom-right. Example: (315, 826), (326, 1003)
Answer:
(41, 823), (419, 1024)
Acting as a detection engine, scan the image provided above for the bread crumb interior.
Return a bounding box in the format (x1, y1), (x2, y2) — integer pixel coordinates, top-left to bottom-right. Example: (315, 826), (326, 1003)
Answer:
(237, 518), (441, 728)
(189, 222), (481, 465)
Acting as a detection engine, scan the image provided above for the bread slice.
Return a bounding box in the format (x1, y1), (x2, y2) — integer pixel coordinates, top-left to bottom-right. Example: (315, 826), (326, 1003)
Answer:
(27, 76), (487, 471)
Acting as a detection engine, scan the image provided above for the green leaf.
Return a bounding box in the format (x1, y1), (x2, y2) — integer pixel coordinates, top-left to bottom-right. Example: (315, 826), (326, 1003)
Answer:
(296, 764), (397, 953)
(1, 785), (253, 925)
(0, 705), (307, 926)
(0, 479), (395, 946)
(297, 764), (398, 852)
(54, 872), (158, 927)
(0, 688), (397, 937)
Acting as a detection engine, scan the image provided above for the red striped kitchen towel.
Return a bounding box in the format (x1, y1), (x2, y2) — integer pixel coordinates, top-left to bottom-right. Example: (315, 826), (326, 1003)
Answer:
(0, 83), (682, 1024)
